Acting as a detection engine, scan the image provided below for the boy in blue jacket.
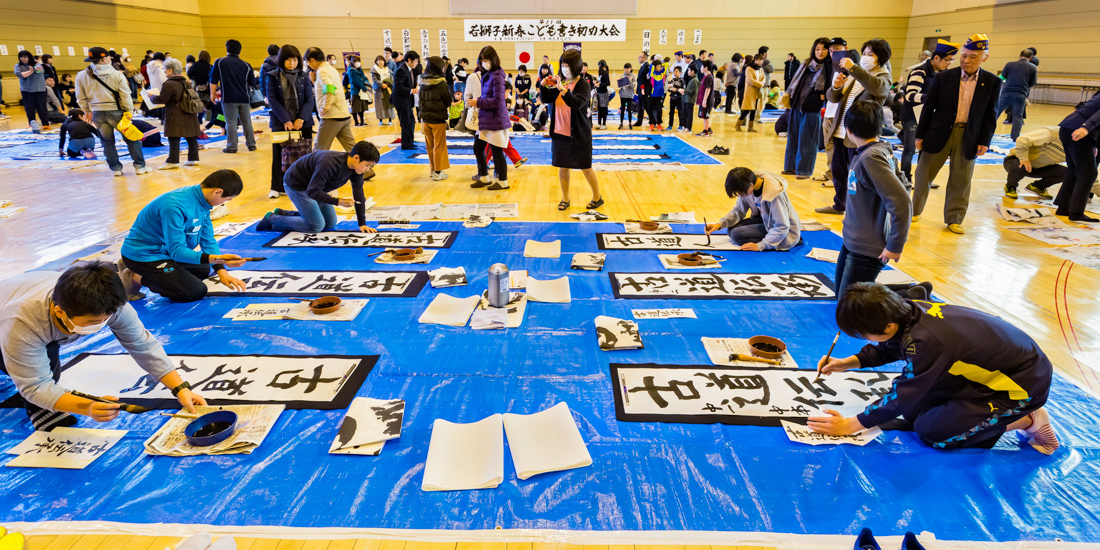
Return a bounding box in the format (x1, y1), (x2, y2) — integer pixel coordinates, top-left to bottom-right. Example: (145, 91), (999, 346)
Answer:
(705, 167), (801, 251)
(810, 282), (1059, 454)
(119, 170), (248, 302)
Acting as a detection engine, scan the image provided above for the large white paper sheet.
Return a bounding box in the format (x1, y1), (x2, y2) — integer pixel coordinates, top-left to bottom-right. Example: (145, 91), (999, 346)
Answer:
(418, 294), (481, 326)
(526, 276), (572, 303)
(503, 403), (592, 480)
(422, 414), (504, 491)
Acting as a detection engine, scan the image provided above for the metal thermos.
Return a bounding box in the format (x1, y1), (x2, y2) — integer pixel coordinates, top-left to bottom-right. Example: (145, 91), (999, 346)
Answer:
(488, 263), (509, 308)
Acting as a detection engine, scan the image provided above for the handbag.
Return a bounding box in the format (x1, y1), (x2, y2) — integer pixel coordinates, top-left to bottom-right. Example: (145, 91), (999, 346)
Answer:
(465, 106), (480, 132)
(281, 137), (313, 172)
(249, 87), (266, 109)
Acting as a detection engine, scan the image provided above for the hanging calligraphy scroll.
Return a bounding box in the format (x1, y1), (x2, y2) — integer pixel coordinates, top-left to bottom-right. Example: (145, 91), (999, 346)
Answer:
(609, 273), (835, 300)
(57, 354), (378, 410)
(464, 19), (627, 42)
(596, 233), (741, 251)
(611, 363), (898, 426)
(264, 231), (458, 248)
(203, 270), (428, 298)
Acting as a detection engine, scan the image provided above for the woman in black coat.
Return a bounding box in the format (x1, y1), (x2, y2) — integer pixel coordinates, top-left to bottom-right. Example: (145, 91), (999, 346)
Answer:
(151, 58), (200, 169)
(541, 50), (603, 211)
(264, 44), (316, 196)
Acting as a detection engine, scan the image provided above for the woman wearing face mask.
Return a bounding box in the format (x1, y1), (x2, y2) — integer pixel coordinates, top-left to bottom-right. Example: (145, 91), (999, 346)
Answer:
(735, 54), (767, 132)
(371, 55), (396, 126)
(347, 56), (371, 127)
(782, 37), (834, 179)
(14, 50), (50, 132)
(466, 46), (511, 190)
(815, 38), (892, 216)
(264, 44), (317, 197)
(542, 49), (603, 211)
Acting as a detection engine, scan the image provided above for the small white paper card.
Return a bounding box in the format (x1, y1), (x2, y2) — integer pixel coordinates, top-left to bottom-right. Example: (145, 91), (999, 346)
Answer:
(5, 427), (126, 469)
(524, 239), (561, 258)
(632, 308), (697, 320)
(526, 276), (571, 303)
(781, 420), (882, 446)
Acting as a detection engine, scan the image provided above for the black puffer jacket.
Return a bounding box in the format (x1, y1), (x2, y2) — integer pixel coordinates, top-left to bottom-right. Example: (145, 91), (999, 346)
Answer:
(418, 75), (452, 124)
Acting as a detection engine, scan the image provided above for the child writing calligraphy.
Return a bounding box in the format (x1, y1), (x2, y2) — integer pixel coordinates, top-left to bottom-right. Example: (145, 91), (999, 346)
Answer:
(0, 263), (207, 431)
(810, 282), (1059, 454)
(704, 167), (802, 251)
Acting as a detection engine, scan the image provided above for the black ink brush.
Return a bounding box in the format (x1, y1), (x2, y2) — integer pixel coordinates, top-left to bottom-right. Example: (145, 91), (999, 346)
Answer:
(815, 331), (841, 382)
(70, 390), (151, 414)
(704, 218), (710, 246)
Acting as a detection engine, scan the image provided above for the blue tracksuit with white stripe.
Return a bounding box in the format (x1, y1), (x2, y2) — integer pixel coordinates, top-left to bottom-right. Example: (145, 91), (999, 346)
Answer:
(854, 300), (1052, 449)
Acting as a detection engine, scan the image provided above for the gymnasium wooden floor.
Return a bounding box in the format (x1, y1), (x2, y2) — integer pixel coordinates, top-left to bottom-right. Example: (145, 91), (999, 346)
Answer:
(0, 101), (1096, 548)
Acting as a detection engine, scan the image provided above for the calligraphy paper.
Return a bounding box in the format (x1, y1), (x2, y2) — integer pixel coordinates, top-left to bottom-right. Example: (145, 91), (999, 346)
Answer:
(524, 239), (562, 258)
(330, 398), (404, 455)
(503, 403), (592, 480)
(651, 212), (698, 223)
(1009, 226), (1100, 246)
(1045, 246), (1100, 271)
(510, 270), (528, 289)
(224, 299), (368, 322)
(58, 354), (376, 410)
(418, 294), (481, 326)
(526, 276), (572, 303)
(213, 221), (253, 238)
(144, 405), (284, 456)
(203, 270), (427, 298)
(658, 254), (722, 269)
(428, 267), (468, 288)
(595, 316), (643, 350)
(801, 221), (831, 232)
(598, 233), (742, 251)
(806, 248), (840, 263)
(5, 428), (126, 469)
(422, 414), (504, 491)
(624, 222), (673, 234)
(464, 215), (493, 228)
(875, 269), (918, 286)
(996, 204), (1065, 226)
(264, 231), (457, 249)
(611, 363), (898, 426)
(476, 291), (527, 328)
(571, 253), (606, 271)
(701, 337), (799, 368)
(781, 420), (882, 446)
(610, 273), (835, 300)
(632, 308), (697, 320)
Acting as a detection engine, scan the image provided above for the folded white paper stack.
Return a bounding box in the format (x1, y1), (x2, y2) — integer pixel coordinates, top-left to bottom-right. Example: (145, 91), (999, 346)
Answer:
(464, 214), (493, 228)
(428, 267), (468, 288)
(806, 248), (840, 263)
(330, 398), (405, 456)
(595, 315), (644, 350)
(524, 239), (561, 258)
(571, 253), (606, 271)
(422, 414), (504, 491)
(475, 291), (527, 328)
(526, 276), (572, 303)
(503, 403), (592, 480)
(624, 222), (673, 234)
(375, 249), (438, 264)
(418, 294), (481, 326)
(470, 308), (508, 330)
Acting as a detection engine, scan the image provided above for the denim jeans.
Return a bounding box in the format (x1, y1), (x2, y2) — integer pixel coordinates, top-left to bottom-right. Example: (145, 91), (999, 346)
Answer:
(66, 136), (97, 156)
(222, 102), (256, 150)
(270, 186), (340, 233)
(727, 215), (768, 245)
(995, 92), (1027, 141)
(900, 120), (919, 182)
(783, 109), (822, 176)
(92, 110), (145, 171)
(834, 245), (885, 301)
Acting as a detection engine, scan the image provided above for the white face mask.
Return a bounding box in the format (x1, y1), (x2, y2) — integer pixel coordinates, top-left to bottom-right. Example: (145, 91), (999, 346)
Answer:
(860, 55), (876, 71)
(354, 62), (361, 68)
(561, 67), (572, 79)
(65, 315), (108, 335)
(482, 61), (491, 71)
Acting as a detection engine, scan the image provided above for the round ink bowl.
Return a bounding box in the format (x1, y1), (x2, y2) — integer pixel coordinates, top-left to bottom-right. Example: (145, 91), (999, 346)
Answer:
(391, 248), (418, 261)
(184, 410), (238, 447)
(309, 295), (343, 315)
(748, 335), (787, 360)
(638, 221), (660, 231)
(677, 253), (702, 266)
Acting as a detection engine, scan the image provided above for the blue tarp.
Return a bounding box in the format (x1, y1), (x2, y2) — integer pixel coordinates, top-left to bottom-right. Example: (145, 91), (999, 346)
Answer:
(380, 134), (721, 166)
(0, 221), (1096, 543)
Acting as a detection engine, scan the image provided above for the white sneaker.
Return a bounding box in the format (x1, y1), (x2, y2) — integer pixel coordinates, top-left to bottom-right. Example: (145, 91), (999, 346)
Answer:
(268, 190), (281, 199)
(159, 163), (179, 170)
(135, 166), (151, 175)
(184, 160), (200, 166)
(113, 169), (124, 177)
(1023, 408), (1060, 455)
(436, 171), (449, 180)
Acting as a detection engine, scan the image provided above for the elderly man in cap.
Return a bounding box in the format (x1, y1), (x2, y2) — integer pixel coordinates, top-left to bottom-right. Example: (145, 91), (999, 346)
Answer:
(74, 46), (148, 176)
(671, 50), (689, 78)
(913, 34), (1001, 234)
(899, 40), (958, 183)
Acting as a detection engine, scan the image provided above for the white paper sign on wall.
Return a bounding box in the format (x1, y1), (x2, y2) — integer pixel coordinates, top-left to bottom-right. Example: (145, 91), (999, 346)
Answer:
(52, 46), (60, 55)
(421, 29), (430, 58)
(68, 46), (76, 56)
(642, 30), (651, 53)
(34, 45), (43, 55)
(439, 29), (448, 58)
(677, 30), (685, 45)
(82, 47), (89, 56)
(383, 29), (392, 49)
(0, 46), (7, 56)
(122, 48), (128, 56)
(659, 30), (667, 45)
(402, 29), (411, 52)
(17, 45), (25, 53)
(693, 29), (702, 45)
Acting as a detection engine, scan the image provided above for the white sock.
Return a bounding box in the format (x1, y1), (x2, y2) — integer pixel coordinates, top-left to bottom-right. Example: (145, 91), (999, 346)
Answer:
(173, 533), (212, 550)
(207, 537), (237, 550)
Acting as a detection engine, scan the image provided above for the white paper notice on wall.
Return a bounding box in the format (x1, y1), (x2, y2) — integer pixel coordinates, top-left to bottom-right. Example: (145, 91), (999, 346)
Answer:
(383, 29), (392, 49)
(0, 46), (7, 56)
(83, 47), (89, 56)
(68, 46), (75, 56)
(402, 29), (412, 52)
(17, 45), (25, 53)
(642, 30), (651, 52)
(659, 30), (668, 45)
(122, 48), (128, 56)
(439, 29), (448, 58)
(677, 30), (685, 45)
(34, 45), (43, 55)
(693, 29), (702, 45)
(52, 46), (60, 56)
(421, 29), (430, 58)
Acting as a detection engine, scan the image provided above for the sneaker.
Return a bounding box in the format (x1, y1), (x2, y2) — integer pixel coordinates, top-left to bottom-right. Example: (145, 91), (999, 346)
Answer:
(487, 181), (510, 190)
(781, 170), (796, 175)
(471, 178), (492, 189)
(1004, 185), (1018, 199)
(814, 205), (843, 215)
(947, 223), (965, 234)
(618, 124), (624, 130)
(222, 148), (237, 153)
(113, 169), (124, 177)
(435, 171), (449, 181)
(159, 163), (180, 170)
(273, 208), (300, 216)
(1026, 183), (1053, 200)
(1023, 408), (1060, 455)
(930, 182), (940, 189)
(135, 166), (151, 175)
(515, 157), (527, 168)
(184, 160), (200, 166)
(247, 145), (257, 152)
(901, 532), (926, 550)
(267, 190), (282, 199)
(210, 204), (228, 220)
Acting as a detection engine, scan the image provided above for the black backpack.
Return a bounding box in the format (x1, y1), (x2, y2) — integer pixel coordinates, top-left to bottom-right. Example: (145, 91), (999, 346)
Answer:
(179, 81), (205, 115)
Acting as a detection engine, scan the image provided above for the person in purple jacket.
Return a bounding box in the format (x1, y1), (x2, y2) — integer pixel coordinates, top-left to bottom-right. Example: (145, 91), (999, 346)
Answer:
(467, 46), (511, 190)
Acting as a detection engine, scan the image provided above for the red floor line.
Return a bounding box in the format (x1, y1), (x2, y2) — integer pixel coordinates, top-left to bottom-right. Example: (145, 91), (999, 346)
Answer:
(1061, 263), (1100, 389)
(1054, 261), (1096, 391)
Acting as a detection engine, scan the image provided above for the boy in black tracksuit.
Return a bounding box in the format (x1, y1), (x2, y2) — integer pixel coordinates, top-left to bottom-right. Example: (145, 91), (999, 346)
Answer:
(667, 67), (684, 132)
(811, 282), (1059, 453)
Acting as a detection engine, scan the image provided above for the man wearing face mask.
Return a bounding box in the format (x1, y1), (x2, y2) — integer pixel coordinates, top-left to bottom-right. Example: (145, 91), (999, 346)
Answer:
(0, 263), (208, 431)
(900, 40), (958, 184)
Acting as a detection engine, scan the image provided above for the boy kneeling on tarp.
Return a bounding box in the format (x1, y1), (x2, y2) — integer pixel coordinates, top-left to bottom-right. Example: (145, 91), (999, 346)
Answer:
(810, 282), (1059, 454)
(704, 167), (802, 251)
(0, 263), (207, 431)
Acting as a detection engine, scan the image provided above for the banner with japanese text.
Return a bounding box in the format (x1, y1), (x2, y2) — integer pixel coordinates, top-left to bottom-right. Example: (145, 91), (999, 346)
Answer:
(464, 19), (626, 42)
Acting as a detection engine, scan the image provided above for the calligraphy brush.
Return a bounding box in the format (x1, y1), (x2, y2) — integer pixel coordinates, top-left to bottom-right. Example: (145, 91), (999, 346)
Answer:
(160, 412), (201, 419)
(815, 331), (842, 382)
(70, 390), (151, 414)
(243, 257), (267, 262)
(729, 353), (782, 365)
(704, 218), (710, 246)
(365, 249), (392, 257)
